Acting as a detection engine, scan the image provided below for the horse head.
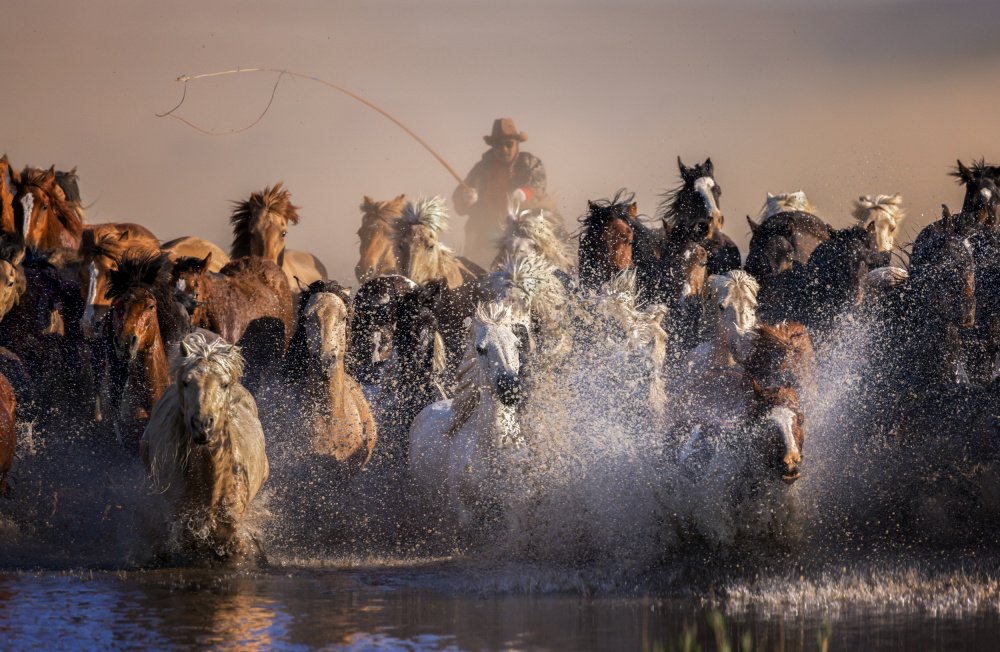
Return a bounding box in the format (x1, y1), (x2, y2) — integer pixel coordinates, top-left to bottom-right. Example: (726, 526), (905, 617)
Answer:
(910, 234), (976, 329)
(0, 237), (27, 322)
(0, 155), (19, 235)
(348, 274), (416, 382)
(355, 194), (405, 283)
(106, 249), (172, 362)
(395, 196), (451, 286)
(174, 333), (245, 446)
(298, 280), (351, 381)
(749, 380), (805, 485)
(658, 157), (723, 243)
(578, 190), (640, 289)
(472, 301), (523, 410)
(394, 279), (447, 384)
(953, 159), (1000, 230)
(709, 270), (759, 357)
(12, 166), (83, 250)
(230, 182), (300, 265)
(853, 193), (904, 266)
(171, 253), (213, 326)
(78, 226), (157, 339)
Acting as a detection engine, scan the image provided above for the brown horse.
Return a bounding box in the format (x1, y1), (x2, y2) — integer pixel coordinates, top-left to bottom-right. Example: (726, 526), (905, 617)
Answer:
(106, 250), (184, 447)
(0, 155), (18, 235)
(229, 183), (328, 301)
(0, 370), (14, 499)
(12, 166), (85, 249)
(171, 253), (293, 394)
(78, 225), (161, 339)
(738, 321), (818, 407)
(285, 280), (377, 476)
(355, 194), (406, 284)
(161, 236), (230, 273)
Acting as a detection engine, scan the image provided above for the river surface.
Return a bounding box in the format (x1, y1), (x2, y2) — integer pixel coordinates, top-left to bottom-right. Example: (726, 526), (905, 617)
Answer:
(0, 559), (998, 651)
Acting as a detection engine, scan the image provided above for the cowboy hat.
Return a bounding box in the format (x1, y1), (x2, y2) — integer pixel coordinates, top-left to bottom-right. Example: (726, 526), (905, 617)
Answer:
(483, 118), (528, 145)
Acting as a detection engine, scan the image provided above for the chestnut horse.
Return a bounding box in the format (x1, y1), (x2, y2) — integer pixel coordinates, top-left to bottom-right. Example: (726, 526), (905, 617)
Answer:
(0, 370), (14, 499)
(78, 225), (161, 339)
(107, 250), (192, 447)
(0, 155), (18, 235)
(229, 183), (328, 301)
(355, 194), (406, 284)
(284, 280), (377, 476)
(577, 189), (661, 300)
(12, 166), (85, 249)
(171, 253), (293, 394)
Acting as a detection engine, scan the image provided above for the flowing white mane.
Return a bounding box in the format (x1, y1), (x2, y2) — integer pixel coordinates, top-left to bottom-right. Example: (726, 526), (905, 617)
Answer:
(474, 299), (513, 328)
(758, 191), (817, 219)
(170, 333), (245, 385)
(493, 207), (574, 273)
(401, 195), (450, 234)
(852, 193), (905, 232)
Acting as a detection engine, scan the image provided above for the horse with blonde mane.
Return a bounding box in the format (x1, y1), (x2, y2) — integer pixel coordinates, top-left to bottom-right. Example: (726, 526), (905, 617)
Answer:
(679, 270), (759, 384)
(409, 300), (524, 533)
(355, 194), (407, 284)
(853, 193), (905, 267)
(229, 182), (328, 303)
(491, 206), (574, 275)
(141, 333), (268, 566)
(394, 196), (484, 288)
(284, 280), (377, 477)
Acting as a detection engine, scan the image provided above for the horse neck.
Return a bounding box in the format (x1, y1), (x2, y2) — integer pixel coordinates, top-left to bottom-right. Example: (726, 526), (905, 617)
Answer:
(182, 416), (238, 512)
(309, 355), (348, 417)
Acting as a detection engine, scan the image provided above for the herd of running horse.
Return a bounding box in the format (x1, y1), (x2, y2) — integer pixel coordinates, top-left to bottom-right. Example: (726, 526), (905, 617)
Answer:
(0, 152), (998, 563)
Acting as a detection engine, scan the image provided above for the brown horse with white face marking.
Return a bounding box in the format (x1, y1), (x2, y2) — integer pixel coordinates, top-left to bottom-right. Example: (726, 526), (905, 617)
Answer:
(285, 281), (377, 476)
(355, 194), (406, 284)
(78, 225), (161, 339)
(229, 183), (328, 301)
(171, 253), (293, 394)
(12, 166), (85, 250)
(106, 250), (184, 447)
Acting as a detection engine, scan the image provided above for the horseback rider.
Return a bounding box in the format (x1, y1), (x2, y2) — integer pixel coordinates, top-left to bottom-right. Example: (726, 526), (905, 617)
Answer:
(452, 118), (547, 264)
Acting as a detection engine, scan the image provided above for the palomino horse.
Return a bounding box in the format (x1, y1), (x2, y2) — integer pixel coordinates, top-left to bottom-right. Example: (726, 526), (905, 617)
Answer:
(491, 206), (574, 276)
(228, 183), (328, 300)
(141, 333), (268, 565)
(0, 370), (14, 499)
(107, 250), (192, 447)
(161, 237), (230, 273)
(355, 194), (406, 284)
(171, 253), (293, 395)
(577, 189), (661, 299)
(680, 270), (759, 384)
(394, 196), (484, 288)
(284, 280), (377, 477)
(78, 224), (161, 339)
(0, 238), (27, 322)
(409, 301), (524, 532)
(853, 193), (905, 268)
(658, 157), (741, 276)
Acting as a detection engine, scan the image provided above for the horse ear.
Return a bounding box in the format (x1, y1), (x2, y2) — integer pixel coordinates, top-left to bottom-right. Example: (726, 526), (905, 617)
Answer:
(628, 203), (638, 218)
(199, 252), (212, 272)
(179, 339), (191, 358)
(767, 192), (774, 199)
(751, 378), (764, 395)
(747, 215), (759, 234)
(677, 156), (691, 180)
(117, 228), (130, 241)
(588, 200), (597, 212)
(294, 275), (310, 293)
(786, 220), (796, 238)
(957, 159), (974, 183)
(423, 278), (446, 303)
(941, 204), (952, 219)
(702, 158), (713, 177)
(866, 220), (876, 235)
(395, 193), (406, 203)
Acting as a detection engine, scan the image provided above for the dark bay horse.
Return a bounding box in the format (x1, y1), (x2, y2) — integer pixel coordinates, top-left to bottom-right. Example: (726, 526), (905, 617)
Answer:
(106, 250), (189, 447)
(915, 160), (1000, 246)
(348, 274), (418, 385)
(577, 189), (661, 300)
(171, 253), (293, 395)
(658, 157), (741, 276)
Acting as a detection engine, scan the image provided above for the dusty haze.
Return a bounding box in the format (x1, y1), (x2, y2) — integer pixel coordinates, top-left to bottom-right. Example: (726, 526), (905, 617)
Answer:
(3, 0), (1000, 282)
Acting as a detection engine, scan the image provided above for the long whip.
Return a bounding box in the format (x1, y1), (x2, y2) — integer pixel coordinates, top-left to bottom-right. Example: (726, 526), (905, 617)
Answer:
(156, 68), (470, 191)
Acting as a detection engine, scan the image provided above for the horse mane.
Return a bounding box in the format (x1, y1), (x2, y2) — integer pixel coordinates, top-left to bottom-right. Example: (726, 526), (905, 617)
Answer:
(169, 332), (245, 386)
(107, 249), (192, 346)
(19, 166), (85, 236)
(398, 195), (450, 235)
(395, 196), (465, 284)
(657, 161), (714, 227)
(484, 253), (565, 314)
(0, 237), (26, 266)
(758, 191), (817, 219)
(80, 225), (158, 263)
(495, 207), (574, 273)
(578, 188), (640, 232)
(852, 193), (905, 231)
(950, 158), (1000, 184)
(229, 182), (300, 259)
(709, 269), (759, 310)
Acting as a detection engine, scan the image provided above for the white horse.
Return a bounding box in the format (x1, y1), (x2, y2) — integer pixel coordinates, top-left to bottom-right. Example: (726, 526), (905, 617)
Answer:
(491, 206), (574, 275)
(141, 333), (268, 565)
(409, 301), (524, 531)
(679, 270), (759, 383)
(853, 193), (905, 265)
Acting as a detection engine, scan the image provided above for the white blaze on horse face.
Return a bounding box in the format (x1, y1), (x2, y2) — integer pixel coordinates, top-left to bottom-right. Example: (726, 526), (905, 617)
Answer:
(693, 176), (721, 219)
(81, 261), (101, 335)
(177, 278), (186, 292)
(982, 188), (993, 201)
(768, 406), (800, 459)
(21, 193), (34, 238)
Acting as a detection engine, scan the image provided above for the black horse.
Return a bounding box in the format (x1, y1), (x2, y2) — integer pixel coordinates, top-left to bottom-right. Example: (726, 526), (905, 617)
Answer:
(658, 157), (741, 276)
(915, 160), (1000, 246)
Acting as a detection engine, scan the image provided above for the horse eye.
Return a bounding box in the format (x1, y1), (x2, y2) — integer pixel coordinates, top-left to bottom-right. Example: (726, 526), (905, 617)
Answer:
(222, 382), (230, 389)
(476, 345), (486, 356)
(147, 305), (155, 311)
(718, 304), (725, 311)
(182, 379), (189, 386)
(281, 231), (287, 237)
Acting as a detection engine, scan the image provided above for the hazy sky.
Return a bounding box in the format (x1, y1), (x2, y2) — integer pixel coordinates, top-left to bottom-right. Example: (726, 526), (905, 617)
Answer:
(3, 0), (999, 281)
